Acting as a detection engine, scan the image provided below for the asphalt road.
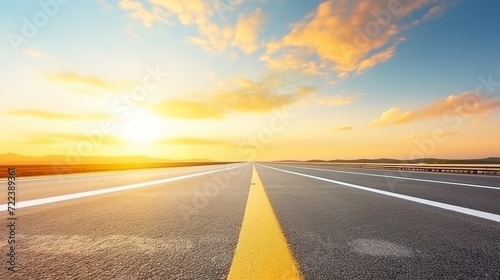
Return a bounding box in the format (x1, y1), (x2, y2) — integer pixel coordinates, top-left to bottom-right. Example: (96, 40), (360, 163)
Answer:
(1, 163), (499, 279)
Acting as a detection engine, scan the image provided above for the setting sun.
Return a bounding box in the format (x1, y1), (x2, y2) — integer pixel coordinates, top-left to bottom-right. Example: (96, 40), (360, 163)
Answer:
(118, 110), (162, 144)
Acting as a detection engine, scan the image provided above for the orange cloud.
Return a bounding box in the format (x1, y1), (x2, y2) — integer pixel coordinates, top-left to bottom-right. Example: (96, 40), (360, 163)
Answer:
(264, 0), (443, 78)
(313, 93), (363, 106)
(119, 0), (264, 54)
(336, 126), (353, 131)
(155, 99), (225, 119)
(370, 91), (500, 126)
(152, 0), (240, 54)
(260, 50), (322, 76)
(155, 76), (315, 119)
(214, 91), (295, 113)
(185, 22), (234, 53)
(9, 109), (113, 120)
(410, 2), (450, 27)
(356, 47), (396, 73)
(43, 71), (135, 95)
(119, 0), (162, 28)
(233, 8), (264, 54)
(149, 0), (235, 53)
(213, 77), (311, 113)
(151, 0), (211, 25)
(425, 5), (444, 17)
(44, 71), (115, 91)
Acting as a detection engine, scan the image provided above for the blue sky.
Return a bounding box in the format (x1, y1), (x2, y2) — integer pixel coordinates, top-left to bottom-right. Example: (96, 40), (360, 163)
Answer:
(1, 0), (499, 161)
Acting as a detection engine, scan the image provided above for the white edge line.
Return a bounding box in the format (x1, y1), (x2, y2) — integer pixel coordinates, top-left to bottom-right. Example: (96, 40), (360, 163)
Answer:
(1, 163), (248, 211)
(0, 164), (238, 182)
(258, 164), (500, 223)
(0, 172), (134, 183)
(270, 163), (500, 190)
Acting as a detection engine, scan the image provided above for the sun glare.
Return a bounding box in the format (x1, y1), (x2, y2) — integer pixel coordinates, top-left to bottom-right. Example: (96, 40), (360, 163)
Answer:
(118, 110), (162, 144)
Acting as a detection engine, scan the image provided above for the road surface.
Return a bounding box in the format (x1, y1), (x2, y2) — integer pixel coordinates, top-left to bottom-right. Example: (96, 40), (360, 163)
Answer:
(1, 163), (499, 279)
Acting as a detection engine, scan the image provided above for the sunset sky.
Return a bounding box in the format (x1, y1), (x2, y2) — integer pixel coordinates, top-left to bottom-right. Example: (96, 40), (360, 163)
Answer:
(1, 0), (499, 161)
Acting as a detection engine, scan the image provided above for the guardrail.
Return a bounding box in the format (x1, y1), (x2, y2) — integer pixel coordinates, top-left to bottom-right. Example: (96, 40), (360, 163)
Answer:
(374, 166), (500, 175)
(287, 162), (500, 176)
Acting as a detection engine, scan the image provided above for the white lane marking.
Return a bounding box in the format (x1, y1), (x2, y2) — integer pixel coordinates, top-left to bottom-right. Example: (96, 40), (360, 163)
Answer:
(0, 164), (231, 182)
(270, 164), (500, 190)
(0, 163), (248, 211)
(258, 164), (500, 223)
(0, 172), (131, 182)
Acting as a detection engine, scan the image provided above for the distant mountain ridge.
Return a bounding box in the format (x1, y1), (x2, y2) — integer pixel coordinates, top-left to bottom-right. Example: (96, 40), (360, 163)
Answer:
(3, 153), (499, 165)
(0, 153), (214, 165)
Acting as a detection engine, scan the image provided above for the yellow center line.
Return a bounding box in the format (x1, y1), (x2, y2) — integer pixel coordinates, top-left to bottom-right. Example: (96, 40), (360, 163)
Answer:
(228, 165), (303, 280)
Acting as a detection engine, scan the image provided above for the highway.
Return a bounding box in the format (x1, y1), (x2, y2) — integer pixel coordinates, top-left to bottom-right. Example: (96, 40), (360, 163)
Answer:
(1, 163), (499, 279)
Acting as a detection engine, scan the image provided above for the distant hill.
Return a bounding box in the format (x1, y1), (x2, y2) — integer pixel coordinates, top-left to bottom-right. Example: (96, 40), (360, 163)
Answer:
(0, 153), (214, 165)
